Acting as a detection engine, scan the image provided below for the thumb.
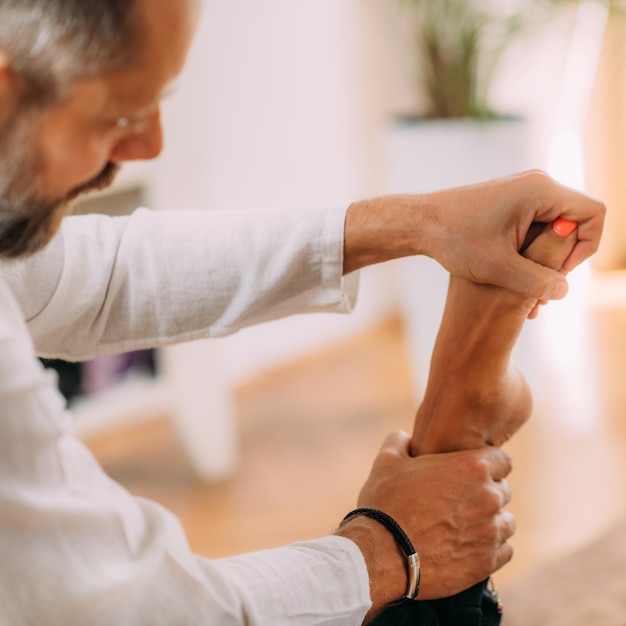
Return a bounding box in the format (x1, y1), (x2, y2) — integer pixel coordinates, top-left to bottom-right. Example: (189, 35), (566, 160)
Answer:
(499, 255), (569, 301)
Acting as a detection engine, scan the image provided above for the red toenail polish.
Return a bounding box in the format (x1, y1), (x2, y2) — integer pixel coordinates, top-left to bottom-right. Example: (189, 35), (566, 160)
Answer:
(552, 218), (578, 237)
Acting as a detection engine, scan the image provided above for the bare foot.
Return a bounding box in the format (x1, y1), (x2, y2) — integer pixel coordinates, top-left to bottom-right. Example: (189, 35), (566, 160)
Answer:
(411, 222), (578, 456)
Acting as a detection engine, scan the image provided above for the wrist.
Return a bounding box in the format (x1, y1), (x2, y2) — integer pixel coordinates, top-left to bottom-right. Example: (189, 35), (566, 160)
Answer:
(335, 515), (407, 620)
(343, 195), (428, 274)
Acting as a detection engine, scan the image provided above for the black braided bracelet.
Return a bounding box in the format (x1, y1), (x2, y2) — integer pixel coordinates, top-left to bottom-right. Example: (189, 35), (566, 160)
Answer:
(341, 507), (421, 600)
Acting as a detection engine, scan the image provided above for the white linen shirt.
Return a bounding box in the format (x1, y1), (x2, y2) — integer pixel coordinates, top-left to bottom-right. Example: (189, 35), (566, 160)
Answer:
(0, 205), (371, 625)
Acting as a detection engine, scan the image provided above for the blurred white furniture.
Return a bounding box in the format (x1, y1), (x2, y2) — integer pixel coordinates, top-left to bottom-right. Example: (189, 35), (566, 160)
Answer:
(69, 163), (238, 483)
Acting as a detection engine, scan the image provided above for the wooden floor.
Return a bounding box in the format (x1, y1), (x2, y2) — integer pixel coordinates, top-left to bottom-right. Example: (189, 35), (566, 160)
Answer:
(84, 274), (626, 590)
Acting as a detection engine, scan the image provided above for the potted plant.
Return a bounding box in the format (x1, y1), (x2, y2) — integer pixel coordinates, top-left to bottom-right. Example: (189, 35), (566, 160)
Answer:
(406, 0), (532, 119)
(392, 0), (624, 120)
(382, 0), (596, 199)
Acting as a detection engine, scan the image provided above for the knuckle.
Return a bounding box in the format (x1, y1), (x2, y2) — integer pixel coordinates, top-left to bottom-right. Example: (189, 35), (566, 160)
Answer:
(504, 508), (516, 526)
(496, 449), (513, 480)
(494, 448), (513, 476)
(483, 520), (501, 544)
(496, 543), (514, 570)
(476, 551), (498, 579)
(482, 488), (503, 515)
(465, 455), (491, 481)
(506, 513), (517, 538)
(524, 168), (551, 187)
(501, 450), (513, 476)
(500, 480), (512, 506)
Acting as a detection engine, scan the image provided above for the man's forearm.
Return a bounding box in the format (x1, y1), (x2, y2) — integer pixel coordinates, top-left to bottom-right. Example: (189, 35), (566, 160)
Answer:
(343, 194), (429, 275)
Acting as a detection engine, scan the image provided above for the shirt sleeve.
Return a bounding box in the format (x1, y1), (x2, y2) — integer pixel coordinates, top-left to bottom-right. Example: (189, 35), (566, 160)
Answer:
(0, 205), (359, 361)
(0, 277), (371, 625)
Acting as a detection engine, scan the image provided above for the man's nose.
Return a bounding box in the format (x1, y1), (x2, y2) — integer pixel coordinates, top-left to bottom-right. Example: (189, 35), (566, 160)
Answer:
(109, 109), (164, 162)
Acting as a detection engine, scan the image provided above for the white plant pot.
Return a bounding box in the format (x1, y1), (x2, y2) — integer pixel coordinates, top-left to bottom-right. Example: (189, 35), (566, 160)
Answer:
(383, 117), (530, 401)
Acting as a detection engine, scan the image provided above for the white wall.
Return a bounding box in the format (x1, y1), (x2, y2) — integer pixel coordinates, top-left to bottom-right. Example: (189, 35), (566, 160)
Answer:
(149, 0), (399, 384)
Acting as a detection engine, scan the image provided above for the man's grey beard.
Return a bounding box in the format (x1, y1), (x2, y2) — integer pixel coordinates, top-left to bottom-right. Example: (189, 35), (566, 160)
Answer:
(0, 109), (121, 259)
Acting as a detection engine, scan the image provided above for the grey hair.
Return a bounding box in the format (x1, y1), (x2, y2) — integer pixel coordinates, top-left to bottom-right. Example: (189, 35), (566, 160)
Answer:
(0, 0), (141, 104)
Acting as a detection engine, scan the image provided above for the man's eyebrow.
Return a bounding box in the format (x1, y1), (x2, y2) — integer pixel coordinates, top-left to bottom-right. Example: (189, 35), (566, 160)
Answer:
(134, 81), (177, 113)
(125, 81), (179, 118)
